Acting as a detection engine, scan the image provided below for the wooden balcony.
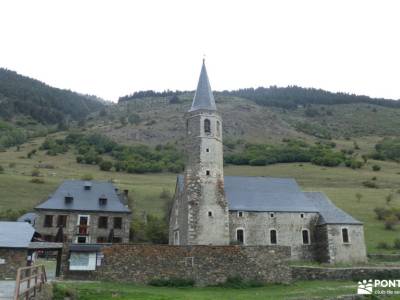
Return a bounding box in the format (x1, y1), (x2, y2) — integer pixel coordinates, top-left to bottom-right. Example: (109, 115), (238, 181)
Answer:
(76, 225), (90, 235)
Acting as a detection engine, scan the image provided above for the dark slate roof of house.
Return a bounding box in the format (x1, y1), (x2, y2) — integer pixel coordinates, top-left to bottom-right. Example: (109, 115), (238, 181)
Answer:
(17, 212), (37, 224)
(176, 175), (360, 224)
(35, 180), (131, 213)
(0, 221), (35, 248)
(189, 60), (217, 112)
(304, 192), (362, 225)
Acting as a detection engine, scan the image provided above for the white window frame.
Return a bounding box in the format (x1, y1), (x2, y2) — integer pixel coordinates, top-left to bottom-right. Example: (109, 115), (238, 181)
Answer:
(341, 226), (351, 244)
(301, 228), (310, 245)
(236, 227), (245, 245)
(69, 252), (97, 271)
(75, 236), (91, 244)
(77, 215), (90, 226)
(269, 228), (278, 245)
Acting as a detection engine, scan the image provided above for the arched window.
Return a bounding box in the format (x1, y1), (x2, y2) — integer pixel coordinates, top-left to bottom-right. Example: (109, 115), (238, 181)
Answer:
(236, 229), (244, 244)
(302, 229), (310, 245)
(174, 231), (180, 245)
(216, 121), (220, 136)
(270, 229), (277, 245)
(204, 119), (211, 133)
(342, 228), (349, 243)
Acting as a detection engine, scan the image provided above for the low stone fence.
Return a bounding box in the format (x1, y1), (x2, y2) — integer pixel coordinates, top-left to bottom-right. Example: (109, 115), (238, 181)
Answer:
(65, 244), (291, 286)
(0, 248), (27, 280)
(292, 266), (400, 281)
(368, 253), (400, 261)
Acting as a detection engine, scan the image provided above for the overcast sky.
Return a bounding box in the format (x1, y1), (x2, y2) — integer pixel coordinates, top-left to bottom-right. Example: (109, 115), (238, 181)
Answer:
(0, 0), (399, 102)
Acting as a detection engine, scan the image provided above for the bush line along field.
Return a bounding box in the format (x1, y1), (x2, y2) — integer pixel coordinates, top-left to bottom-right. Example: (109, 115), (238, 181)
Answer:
(1, 135), (400, 253)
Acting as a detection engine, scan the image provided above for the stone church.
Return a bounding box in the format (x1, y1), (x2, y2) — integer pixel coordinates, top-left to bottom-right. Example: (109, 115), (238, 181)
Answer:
(169, 60), (367, 264)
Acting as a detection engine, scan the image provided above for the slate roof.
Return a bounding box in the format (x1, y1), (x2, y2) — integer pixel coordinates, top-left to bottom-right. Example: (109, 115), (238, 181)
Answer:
(17, 212), (38, 225)
(0, 221), (35, 248)
(189, 59), (217, 112)
(304, 192), (362, 225)
(176, 175), (361, 224)
(35, 180), (131, 213)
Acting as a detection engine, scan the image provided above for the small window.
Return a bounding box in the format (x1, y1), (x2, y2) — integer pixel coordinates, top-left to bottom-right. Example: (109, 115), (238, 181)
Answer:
(206, 148), (210, 152)
(238, 211), (243, 217)
(206, 170), (210, 176)
(77, 236), (87, 244)
(57, 215), (68, 228)
(208, 211), (213, 217)
(112, 237), (122, 243)
(97, 236), (107, 243)
(300, 213), (304, 218)
(236, 229), (244, 244)
(342, 228), (349, 243)
(64, 195), (73, 204)
(44, 215), (53, 228)
(204, 119), (211, 133)
(270, 229), (277, 244)
(302, 229), (310, 245)
(270, 213), (275, 218)
(216, 121), (220, 136)
(113, 217), (122, 229)
(99, 197), (107, 206)
(98, 216), (108, 229)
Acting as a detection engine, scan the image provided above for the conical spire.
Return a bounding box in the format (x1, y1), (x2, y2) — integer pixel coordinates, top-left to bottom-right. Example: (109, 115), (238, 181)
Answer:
(189, 59), (217, 112)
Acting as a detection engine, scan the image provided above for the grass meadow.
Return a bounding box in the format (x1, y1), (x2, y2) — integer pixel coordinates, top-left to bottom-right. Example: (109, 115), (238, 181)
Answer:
(1, 137), (400, 253)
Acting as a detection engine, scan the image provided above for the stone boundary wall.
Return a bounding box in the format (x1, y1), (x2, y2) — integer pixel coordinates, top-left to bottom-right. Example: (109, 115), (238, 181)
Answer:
(368, 254), (400, 261)
(0, 248), (27, 280)
(65, 244), (291, 286)
(292, 266), (400, 281)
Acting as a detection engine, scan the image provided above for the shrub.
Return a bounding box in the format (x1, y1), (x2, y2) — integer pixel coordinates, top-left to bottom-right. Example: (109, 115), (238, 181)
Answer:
(384, 214), (397, 230)
(30, 178), (45, 184)
(372, 165), (381, 171)
(31, 169), (40, 177)
(99, 160), (113, 171)
(394, 239), (400, 250)
(81, 174), (93, 180)
(362, 181), (378, 188)
(374, 207), (391, 220)
(377, 241), (390, 249)
(148, 278), (195, 287)
(52, 283), (78, 300)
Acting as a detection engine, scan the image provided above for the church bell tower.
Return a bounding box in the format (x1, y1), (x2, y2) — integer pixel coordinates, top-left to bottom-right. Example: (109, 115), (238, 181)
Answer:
(184, 59), (229, 245)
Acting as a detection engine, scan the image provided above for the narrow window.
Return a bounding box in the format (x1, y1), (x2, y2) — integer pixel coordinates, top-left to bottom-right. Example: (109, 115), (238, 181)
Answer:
(98, 216), (108, 229)
(174, 231), (180, 245)
(204, 119), (211, 133)
(206, 148), (210, 153)
(238, 211), (243, 217)
(208, 211), (213, 217)
(236, 229), (244, 244)
(114, 217), (122, 229)
(99, 196), (107, 206)
(342, 228), (349, 243)
(302, 229), (310, 244)
(44, 215), (53, 228)
(216, 121), (220, 136)
(300, 213), (304, 218)
(270, 229), (277, 244)
(57, 215), (68, 228)
(206, 170), (210, 176)
(270, 213), (275, 218)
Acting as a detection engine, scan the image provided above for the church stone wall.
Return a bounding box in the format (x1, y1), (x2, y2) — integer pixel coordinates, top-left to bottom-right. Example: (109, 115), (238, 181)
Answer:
(229, 211), (319, 260)
(325, 224), (367, 264)
(64, 244), (292, 286)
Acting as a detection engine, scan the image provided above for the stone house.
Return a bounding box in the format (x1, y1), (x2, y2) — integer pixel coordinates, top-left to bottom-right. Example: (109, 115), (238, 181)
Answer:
(169, 60), (367, 264)
(34, 180), (131, 244)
